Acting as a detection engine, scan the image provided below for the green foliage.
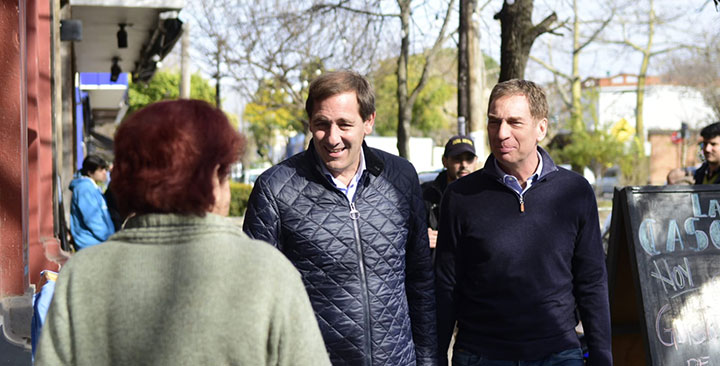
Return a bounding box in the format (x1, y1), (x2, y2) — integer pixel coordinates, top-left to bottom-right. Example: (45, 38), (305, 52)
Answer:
(372, 50), (456, 137)
(618, 137), (650, 186)
(372, 50), (499, 138)
(483, 55), (501, 84)
(229, 182), (253, 217)
(128, 71), (216, 113)
(243, 79), (306, 160)
(549, 83), (642, 189)
(552, 127), (626, 172)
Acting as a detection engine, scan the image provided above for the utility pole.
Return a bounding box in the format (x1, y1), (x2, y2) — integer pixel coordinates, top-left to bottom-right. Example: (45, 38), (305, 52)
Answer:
(179, 22), (190, 99)
(457, 0), (471, 135)
(467, 0), (485, 136)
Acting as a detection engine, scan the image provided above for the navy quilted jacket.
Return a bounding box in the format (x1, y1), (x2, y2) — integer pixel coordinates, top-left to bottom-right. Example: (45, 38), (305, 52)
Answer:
(243, 141), (438, 366)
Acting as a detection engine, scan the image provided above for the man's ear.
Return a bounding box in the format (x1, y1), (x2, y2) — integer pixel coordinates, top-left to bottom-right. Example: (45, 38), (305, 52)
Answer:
(364, 112), (375, 135)
(536, 118), (548, 142)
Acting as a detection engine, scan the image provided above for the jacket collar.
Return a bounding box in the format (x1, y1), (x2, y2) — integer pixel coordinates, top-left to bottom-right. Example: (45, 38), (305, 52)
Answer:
(431, 170), (449, 192)
(305, 139), (384, 179)
(481, 146), (558, 182)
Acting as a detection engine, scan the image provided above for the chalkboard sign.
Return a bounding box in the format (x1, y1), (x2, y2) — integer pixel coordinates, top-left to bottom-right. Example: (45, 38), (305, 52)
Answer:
(608, 185), (720, 365)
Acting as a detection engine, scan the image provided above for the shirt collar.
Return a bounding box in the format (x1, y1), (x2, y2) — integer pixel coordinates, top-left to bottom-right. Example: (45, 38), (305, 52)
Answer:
(494, 150), (543, 195)
(320, 150), (366, 201)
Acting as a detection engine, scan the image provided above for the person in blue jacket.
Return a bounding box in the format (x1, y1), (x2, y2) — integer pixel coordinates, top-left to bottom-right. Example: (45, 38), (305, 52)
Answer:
(69, 154), (115, 250)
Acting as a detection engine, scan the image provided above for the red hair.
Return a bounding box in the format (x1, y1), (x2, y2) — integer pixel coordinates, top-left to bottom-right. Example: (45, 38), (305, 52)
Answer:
(112, 99), (244, 216)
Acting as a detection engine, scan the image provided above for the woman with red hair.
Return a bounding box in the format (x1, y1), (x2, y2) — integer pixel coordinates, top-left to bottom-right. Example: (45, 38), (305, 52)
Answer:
(36, 100), (330, 366)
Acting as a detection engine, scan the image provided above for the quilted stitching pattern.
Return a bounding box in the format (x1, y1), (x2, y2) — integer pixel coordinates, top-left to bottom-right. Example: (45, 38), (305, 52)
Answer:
(244, 146), (437, 366)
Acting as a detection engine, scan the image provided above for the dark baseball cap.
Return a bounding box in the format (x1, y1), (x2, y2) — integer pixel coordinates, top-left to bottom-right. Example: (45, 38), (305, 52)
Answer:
(444, 135), (476, 158)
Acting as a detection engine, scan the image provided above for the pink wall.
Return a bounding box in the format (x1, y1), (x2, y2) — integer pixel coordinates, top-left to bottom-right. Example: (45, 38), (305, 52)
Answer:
(0, 0), (28, 298)
(1, 0), (63, 299)
(26, 0), (63, 286)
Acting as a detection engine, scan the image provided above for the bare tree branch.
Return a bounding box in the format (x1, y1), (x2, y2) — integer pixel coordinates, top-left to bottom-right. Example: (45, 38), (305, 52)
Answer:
(529, 55), (570, 81)
(409, 0), (456, 102)
(576, 11), (614, 53)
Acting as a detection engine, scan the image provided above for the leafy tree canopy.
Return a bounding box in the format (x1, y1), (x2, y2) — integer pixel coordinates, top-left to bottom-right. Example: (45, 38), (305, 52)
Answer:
(128, 70), (216, 113)
(243, 78), (306, 162)
(372, 49), (457, 139)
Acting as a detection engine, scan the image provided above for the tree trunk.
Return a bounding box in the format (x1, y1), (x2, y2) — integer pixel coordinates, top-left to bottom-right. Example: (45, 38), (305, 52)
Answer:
(215, 38), (223, 108)
(494, 0), (556, 82)
(396, 0), (411, 158)
(569, 0), (582, 132)
(635, 0), (655, 156)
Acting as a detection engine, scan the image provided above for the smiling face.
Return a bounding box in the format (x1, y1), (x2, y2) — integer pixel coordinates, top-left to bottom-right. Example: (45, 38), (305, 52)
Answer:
(309, 91), (374, 185)
(487, 94), (547, 177)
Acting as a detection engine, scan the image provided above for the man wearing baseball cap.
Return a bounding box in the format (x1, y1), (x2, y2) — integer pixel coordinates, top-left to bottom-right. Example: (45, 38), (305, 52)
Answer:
(422, 135), (478, 250)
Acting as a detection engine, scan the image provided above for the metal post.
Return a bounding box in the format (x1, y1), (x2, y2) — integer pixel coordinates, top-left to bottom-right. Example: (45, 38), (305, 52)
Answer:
(179, 22), (190, 99)
(458, 116), (466, 136)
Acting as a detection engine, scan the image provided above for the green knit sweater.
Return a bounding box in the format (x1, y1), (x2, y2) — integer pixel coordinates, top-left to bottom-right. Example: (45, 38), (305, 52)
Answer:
(36, 213), (331, 366)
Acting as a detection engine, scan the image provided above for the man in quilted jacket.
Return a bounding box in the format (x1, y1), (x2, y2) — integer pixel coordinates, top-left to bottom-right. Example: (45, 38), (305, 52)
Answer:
(243, 70), (438, 366)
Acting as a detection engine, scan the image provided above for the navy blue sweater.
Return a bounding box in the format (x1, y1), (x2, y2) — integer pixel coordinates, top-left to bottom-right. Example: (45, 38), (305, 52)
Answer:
(434, 148), (611, 365)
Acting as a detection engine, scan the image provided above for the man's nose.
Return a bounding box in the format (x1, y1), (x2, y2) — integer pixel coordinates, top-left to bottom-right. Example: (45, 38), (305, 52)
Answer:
(496, 121), (511, 139)
(326, 124), (342, 145)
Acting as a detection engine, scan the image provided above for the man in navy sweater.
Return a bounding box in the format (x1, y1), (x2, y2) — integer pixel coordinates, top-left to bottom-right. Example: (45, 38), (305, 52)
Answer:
(435, 79), (611, 366)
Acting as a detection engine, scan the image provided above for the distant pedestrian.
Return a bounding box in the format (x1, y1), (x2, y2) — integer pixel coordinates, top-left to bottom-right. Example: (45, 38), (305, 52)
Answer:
(36, 100), (330, 366)
(69, 154), (114, 250)
(422, 135), (477, 250)
(435, 79), (611, 366)
(694, 121), (720, 184)
(244, 70), (437, 365)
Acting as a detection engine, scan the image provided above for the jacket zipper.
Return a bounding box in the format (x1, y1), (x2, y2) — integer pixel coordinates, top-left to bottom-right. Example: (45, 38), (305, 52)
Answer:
(519, 194), (525, 212)
(350, 201), (373, 366)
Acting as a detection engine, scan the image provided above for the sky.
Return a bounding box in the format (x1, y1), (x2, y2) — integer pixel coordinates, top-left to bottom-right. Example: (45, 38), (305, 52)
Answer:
(167, 0), (720, 120)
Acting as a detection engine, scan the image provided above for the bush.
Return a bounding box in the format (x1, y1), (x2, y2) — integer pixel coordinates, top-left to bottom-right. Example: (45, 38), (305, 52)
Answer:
(229, 182), (253, 217)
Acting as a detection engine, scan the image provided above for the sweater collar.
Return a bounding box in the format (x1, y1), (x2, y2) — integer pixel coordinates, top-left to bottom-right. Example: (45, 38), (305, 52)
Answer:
(122, 213), (232, 230)
(111, 213), (246, 244)
(432, 170), (449, 192)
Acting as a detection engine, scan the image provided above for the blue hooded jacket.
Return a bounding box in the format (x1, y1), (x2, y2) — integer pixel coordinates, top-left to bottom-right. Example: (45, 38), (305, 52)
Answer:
(69, 173), (115, 249)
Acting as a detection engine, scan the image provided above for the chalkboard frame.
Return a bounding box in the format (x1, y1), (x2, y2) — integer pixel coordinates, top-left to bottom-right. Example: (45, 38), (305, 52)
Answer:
(608, 184), (720, 366)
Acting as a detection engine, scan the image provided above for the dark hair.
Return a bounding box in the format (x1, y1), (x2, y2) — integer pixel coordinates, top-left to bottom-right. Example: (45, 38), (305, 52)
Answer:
(112, 99), (244, 216)
(701, 122), (720, 140)
(488, 79), (549, 121)
(305, 70), (375, 121)
(80, 155), (108, 176)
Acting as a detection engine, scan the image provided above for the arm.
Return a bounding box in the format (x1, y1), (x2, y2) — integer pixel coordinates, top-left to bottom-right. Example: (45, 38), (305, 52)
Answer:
(572, 187), (612, 366)
(434, 188), (458, 366)
(34, 269), (73, 365)
(78, 188), (114, 241)
(242, 175), (282, 249)
(405, 176), (439, 366)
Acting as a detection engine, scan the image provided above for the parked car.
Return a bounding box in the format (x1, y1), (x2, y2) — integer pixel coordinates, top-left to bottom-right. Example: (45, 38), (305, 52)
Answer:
(597, 167), (620, 194)
(418, 169), (442, 184)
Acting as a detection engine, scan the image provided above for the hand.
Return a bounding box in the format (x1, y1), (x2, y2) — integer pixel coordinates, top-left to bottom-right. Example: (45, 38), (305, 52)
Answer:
(427, 228), (438, 249)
